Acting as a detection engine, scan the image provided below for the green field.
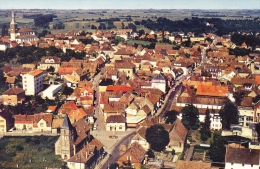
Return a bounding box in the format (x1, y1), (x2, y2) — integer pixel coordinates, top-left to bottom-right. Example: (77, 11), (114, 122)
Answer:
(0, 136), (64, 169)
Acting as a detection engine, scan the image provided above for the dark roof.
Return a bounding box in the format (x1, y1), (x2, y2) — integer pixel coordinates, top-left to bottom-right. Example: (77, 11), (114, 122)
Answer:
(99, 78), (114, 86)
(106, 114), (126, 123)
(225, 147), (260, 165)
(61, 114), (73, 130)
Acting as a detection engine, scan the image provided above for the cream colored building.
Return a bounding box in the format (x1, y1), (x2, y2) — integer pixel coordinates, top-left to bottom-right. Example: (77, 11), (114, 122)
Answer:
(21, 70), (44, 95)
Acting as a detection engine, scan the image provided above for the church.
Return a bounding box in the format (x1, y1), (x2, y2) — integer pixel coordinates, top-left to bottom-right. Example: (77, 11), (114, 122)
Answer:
(10, 11), (38, 44)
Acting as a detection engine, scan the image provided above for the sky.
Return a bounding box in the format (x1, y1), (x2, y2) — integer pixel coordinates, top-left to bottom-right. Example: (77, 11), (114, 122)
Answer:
(0, 0), (259, 9)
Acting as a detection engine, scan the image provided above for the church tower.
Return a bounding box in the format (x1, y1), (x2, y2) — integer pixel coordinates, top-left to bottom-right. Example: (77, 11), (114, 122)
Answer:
(10, 11), (18, 41)
(55, 114), (75, 160)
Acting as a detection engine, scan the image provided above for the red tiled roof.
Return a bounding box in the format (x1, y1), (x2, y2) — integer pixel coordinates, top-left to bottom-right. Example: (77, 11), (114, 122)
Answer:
(106, 85), (134, 93)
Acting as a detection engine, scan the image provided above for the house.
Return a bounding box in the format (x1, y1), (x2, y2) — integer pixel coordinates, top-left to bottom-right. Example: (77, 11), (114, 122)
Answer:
(21, 70), (44, 95)
(114, 59), (135, 79)
(13, 113), (53, 133)
(131, 127), (150, 150)
(89, 138), (105, 163)
(0, 109), (14, 133)
(151, 73), (167, 93)
(106, 114), (126, 131)
(2, 86), (25, 106)
(225, 147), (260, 169)
(103, 101), (126, 121)
(176, 160), (211, 169)
(32, 113), (53, 133)
(67, 144), (97, 169)
(238, 97), (254, 127)
(13, 114), (34, 131)
(58, 101), (78, 116)
(166, 119), (188, 153)
(38, 56), (61, 72)
(116, 142), (147, 168)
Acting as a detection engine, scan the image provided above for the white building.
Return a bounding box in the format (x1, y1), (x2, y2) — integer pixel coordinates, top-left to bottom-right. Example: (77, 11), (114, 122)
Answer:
(9, 11), (37, 44)
(21, 70), (44, 95)
(106, 114), (126, 131)
(42, 84), (62, 100)
(151, 74), (166, 93)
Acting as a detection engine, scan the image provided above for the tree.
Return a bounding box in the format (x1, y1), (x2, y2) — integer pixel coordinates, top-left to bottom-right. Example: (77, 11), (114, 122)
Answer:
(209, 132), (226, 162)
(164, 110), (178, 124)
(204, 108), (211, 130)
(109, 163), (119, 169)
(53, 22), (65, 29)
(200, 108), (211, 141)
(1, 24), (8, 36)
(181, 104), (200, 130)
(62, 86), (74, 96)
(145, 124), (170, 152)
(146, 149), (155, 158)
(114, 36), (125, 45)
(219, 101), (239, 130)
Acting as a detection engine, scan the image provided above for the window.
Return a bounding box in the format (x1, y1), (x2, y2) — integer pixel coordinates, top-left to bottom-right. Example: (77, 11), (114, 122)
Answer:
(40, 123), (44, 127)
(119, 126), (122, 129)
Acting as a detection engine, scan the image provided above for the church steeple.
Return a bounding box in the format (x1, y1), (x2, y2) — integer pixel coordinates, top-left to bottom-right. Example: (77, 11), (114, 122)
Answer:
(11, 11), (16, 25)
(10, 10), (18, 41)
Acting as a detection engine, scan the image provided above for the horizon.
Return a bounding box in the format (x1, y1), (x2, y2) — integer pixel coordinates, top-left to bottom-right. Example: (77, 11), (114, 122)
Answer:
(0, 0), (259, 10)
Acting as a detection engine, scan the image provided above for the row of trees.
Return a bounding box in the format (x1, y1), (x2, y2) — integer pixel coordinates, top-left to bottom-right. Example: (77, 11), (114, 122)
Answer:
(140, 17), (260, 37)
(0, 45), (87, 64)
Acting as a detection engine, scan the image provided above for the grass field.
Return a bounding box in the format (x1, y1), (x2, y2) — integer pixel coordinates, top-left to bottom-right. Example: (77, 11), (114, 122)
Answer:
(0, 136), (63, 169)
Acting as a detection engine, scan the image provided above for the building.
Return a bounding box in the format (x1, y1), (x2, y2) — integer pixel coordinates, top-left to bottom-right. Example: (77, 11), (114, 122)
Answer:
(37, 56), (61, 72)
(166, 119), (188, 153)
(0, 110), (14, 133)
(2, 86), (25, 106)
(116, 142), (147, 168)
(21, 70), (44, 95)
(10, 11), (37, 43)
(225, 147), (260, 169)
(55, 115), (91, 161)
(42, 84), (62, 100)
(151, 73), (167, 93)
(106, 114), (126, 131)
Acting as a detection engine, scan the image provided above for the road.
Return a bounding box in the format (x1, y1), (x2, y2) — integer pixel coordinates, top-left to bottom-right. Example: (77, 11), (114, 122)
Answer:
(92, 72), (106, 131)
(155, 80), (184, 118)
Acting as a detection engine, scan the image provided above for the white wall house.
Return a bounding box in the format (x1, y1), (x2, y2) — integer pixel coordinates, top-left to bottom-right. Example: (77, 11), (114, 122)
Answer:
(151, 74), (166, 93)
(21, 70), (44, 95)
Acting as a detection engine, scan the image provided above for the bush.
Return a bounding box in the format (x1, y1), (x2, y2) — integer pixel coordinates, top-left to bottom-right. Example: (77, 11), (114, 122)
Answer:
(16, 145), (24, 151)
(146, 149), (155, 158)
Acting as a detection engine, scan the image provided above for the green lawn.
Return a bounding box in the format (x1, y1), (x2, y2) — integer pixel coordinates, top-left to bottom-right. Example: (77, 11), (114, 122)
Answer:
(126, 40), (152, 46)
(0, 136), (64, 169)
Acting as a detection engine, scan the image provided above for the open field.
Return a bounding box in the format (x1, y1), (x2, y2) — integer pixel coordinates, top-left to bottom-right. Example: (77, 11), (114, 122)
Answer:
(0, 136), (63, 169)
(1, 9), (258, 34)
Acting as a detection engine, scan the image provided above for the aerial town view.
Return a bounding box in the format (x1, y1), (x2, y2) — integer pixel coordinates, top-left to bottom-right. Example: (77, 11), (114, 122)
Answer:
(0, 0), (259, 168)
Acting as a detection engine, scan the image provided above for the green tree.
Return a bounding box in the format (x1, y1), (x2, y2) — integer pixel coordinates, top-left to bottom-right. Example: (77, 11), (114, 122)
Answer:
(204, 108), (211, 130)
(164, 110), (178, 124)
(109, 163), (119, 169)
(145, 124), (170, 152)
(146, 149), (155, 158)
(62, 86), (74, 96)
(114, 36), (125, 45)
(219, 101), (239, 130)
(53, 21), (65, 29)
(181, 104), (200, 130)
(209, 132), (226, 162)
(200, 108), (211, 141)
(1, 24), (8, 36)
